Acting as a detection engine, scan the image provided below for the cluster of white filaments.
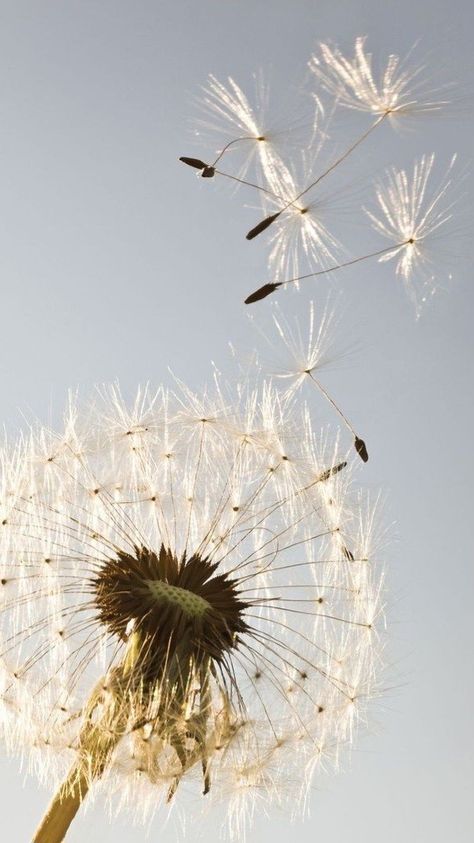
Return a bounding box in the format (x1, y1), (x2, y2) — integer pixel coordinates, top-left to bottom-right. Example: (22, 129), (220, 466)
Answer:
(309, 36), (448, 117)
(0, 379), (383, 835)
(181, 37), (456, 312)
(196, 73), (282, 187)
(365, 153), (457, 312)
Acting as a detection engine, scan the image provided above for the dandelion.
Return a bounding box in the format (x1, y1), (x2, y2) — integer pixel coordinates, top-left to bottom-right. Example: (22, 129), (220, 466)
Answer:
(0, 376), (383, 841)
(245, 153), (456, 315)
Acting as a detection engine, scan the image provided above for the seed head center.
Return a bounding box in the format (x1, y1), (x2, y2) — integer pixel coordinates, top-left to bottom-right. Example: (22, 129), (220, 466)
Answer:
(145, 579), (211, 617)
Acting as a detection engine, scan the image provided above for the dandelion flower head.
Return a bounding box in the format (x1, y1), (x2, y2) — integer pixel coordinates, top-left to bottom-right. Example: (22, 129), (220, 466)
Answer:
(0, 374), (384, 836)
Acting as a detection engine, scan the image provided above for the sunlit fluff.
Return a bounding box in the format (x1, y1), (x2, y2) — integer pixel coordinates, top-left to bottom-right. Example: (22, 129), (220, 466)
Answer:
(195, 74), (282, 186)
(267, 301), (337, 394)
(309, 37), (447, 118)
(365, 153), (457, 313)
(261, 147), (344, 283)
(0, 378), (384, 838)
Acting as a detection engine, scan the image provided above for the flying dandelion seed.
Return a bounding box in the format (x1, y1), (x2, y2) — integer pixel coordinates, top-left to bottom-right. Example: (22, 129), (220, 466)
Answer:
(262, 302), (369, 461)
(0, 376), (384, 842)
(191, 73), (309, 187)
(180, 74), (317, 214)
(179, 74), (279, 190)
(245, 153), (456, 315)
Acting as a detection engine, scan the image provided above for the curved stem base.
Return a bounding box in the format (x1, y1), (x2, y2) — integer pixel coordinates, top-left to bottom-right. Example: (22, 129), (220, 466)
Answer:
(33, 767), (89, 843)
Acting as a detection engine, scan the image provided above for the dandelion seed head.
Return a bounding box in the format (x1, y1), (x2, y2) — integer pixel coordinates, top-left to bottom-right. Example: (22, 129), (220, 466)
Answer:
(0, 374), (384, 834)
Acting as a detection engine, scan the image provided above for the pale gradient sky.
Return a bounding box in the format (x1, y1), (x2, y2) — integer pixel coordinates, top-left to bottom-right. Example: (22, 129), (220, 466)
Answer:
(0, 1), (473, 841)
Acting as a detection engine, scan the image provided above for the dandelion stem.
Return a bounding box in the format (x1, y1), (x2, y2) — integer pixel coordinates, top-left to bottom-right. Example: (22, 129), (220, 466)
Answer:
(32, 768), (90, 843)
(33, 632), (141, 842)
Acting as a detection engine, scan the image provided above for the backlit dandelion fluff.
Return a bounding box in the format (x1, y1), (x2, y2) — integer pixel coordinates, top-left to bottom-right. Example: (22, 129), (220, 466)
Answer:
(187, 73), (283, 186)
(262, 301), (369, 461)
(0, 374), (384, 841)
(309, 37), (448, 120)
(243, 38), (451, 244)
(261, 152), (344, 285)
(365, 153), (457, 315)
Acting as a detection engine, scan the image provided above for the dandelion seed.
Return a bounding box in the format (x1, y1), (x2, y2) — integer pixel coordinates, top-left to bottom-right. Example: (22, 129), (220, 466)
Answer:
(245, 282), (283, 304)
(192, 74), (283, 187)
(245, 245), (406, 303)
(179, 156), (210, 171)
(354, 437), (369, 464)
(267, 303), (369, 461)
(0, 376), (384, 841)
(179, 157), (216, 178)
(246, 212), (282, 240)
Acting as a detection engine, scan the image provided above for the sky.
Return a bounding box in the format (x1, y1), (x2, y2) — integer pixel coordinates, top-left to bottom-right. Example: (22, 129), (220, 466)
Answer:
(0, 1), (473, 840)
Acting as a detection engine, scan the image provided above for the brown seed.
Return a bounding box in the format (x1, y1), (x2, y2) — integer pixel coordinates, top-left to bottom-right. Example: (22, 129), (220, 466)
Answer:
(354, 436), (369, 463)
(245, 282), (282, 304)
(317, 461), (347, 483)
(179, 156), (209, 171)
(246, 212), (282, 240)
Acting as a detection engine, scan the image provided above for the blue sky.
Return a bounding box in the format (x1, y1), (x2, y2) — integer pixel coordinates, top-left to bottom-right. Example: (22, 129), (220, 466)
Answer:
(0, 2), (473, 840)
